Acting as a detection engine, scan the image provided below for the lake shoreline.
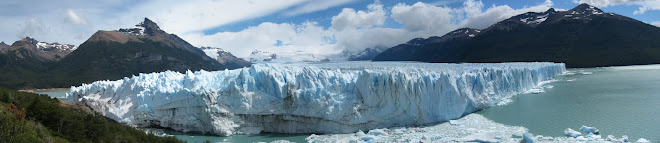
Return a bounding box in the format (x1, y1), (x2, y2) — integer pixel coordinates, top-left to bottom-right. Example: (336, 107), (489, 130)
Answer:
(19, 88), (70, 93)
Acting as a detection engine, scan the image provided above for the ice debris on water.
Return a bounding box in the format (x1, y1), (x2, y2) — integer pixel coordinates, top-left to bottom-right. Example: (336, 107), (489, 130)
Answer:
(565, 128), (582, 137)
(580, 125), (600, 134)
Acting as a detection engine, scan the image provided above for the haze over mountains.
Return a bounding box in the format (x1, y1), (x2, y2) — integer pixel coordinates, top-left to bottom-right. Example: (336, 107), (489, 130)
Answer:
(0, 18), (249, 89)
(374, 4), (660, 68)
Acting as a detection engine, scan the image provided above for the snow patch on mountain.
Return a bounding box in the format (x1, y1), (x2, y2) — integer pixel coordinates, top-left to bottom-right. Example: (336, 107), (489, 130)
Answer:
(200, 47), (226, 59)
(118, 22), (149, 36)
(65, 62), (565, 136)
(35, 42), (77, 51)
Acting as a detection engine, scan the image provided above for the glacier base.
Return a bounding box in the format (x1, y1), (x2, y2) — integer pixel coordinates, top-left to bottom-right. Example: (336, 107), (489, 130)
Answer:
(66, 62), (565, 136)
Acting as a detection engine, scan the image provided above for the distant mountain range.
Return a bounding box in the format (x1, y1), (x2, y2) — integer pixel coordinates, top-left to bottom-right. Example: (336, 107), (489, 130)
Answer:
(0, 18), (249, 89)
(373, 4), (660, 68)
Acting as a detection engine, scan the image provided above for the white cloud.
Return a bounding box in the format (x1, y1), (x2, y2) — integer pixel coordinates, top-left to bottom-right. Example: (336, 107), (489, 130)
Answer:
(651, 21), (660, 27)
(331, 2), (386, 31)
(138, 0), (307, 34)
(186, 0), (560, 58)
(459, 0), (554, 29)
(182, 22), (336, 58)
(573, 0), (660, 15)
(283, 0), (358, 16)
(66, 9), (87, 25)
(16, 18), (50, 39)
(391, 2), (455, 32)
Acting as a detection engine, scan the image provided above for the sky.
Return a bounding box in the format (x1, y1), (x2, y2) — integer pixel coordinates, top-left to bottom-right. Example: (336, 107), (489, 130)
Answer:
(1, 0), (659, 58)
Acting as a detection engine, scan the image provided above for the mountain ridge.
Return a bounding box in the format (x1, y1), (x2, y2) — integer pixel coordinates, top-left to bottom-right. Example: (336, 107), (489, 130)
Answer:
(373, 3), (660, 68)
(0, 18), (250, 89)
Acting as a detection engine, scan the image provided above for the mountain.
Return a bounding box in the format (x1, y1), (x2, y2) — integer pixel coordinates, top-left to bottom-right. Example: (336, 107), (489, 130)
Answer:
(0, 18), (249, 89)
(0, 41), (9, 49)
(373, 28), (481, 61)
(374, 4), (660, 68)
(200, 47), (251, 69)
(1, 37), (76, 62)
(344, 46), (388, 61)
(0, 37), (79, 89)
(49, 18), (236, 87)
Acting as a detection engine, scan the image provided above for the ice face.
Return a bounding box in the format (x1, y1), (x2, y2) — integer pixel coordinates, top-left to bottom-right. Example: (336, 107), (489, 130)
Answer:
(65, 62), (565, 136)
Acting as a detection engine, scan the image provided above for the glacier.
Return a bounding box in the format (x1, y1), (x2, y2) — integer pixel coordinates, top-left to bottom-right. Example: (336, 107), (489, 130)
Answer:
(65, 62), (565, 136)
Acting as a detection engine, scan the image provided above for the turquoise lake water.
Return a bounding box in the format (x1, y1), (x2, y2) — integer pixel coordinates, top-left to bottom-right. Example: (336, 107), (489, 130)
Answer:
(35, 65), (659, 142)
(478, 65), (660, 141)
(34, 90), (68, 99)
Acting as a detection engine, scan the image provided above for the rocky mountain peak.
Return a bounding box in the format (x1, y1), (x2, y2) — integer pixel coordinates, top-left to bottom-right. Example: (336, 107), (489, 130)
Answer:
(0, 41), (8, 49)
(572, 3), (604, 13)
(118, 17), (162, 36)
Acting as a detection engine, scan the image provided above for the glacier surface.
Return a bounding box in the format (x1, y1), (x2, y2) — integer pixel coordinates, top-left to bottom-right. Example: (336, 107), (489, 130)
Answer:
(65, 62), (565, 136)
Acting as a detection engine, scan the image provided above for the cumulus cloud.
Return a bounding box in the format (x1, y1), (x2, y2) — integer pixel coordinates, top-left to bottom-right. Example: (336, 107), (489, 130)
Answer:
(186, 0), (560, 58)
(331, 2), (386, 31)
(66, 9), (87, 25)
(391, 2), (455, 32)
(182, 22), (336, 57)
(573, 0), (660, 15)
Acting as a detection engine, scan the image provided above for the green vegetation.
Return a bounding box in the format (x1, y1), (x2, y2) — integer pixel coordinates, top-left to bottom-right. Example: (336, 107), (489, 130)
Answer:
(0, 88), (182, 143)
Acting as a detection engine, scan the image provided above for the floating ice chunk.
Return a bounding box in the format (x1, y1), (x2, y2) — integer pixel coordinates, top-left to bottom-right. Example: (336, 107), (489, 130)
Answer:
(367, 129), (389, 136)
(449, 120), (461, 126)
(637, 138), (650, 143)
(581, 71), (593, 75)
(522, 133), (535, 143)
(586, 132), (601, 140)
(580, 125), (600, 134)
(565, 128), (581, 137)
(457, 132), (501, 143)
(606, 135), (630, 142)
(576, 136), (588, 141)
(355, 130), (366, 136)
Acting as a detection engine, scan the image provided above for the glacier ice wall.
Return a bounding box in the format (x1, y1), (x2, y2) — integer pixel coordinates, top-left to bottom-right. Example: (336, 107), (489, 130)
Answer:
(65, 62), (565, 136)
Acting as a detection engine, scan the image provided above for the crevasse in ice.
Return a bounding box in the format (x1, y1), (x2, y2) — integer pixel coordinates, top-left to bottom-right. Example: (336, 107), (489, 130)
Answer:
(65, 62), (565, 136)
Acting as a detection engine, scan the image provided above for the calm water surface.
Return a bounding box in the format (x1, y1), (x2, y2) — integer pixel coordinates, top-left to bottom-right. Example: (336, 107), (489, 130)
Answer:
(478, 65), (660, 141)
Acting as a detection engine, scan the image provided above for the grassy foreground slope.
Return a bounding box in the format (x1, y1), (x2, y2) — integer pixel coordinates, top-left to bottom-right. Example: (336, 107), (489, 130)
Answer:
(0, 88), (182, 143)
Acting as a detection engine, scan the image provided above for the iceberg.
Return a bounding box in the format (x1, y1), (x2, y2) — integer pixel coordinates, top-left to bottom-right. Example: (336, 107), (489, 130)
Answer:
(580, 125), (600, 134)
(565, 128), (582, 137)
(65, 62), (565, 136)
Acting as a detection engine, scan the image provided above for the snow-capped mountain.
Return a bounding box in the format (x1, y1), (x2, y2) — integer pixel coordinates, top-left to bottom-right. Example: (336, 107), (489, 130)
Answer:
(66, 62), (565, 136)
(374, 3), (660, 68)
(35, 41), (77, 52)
(0, 37), (76, 62)
(246, 50), (329, 63)
(200, 47), (251, 69)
